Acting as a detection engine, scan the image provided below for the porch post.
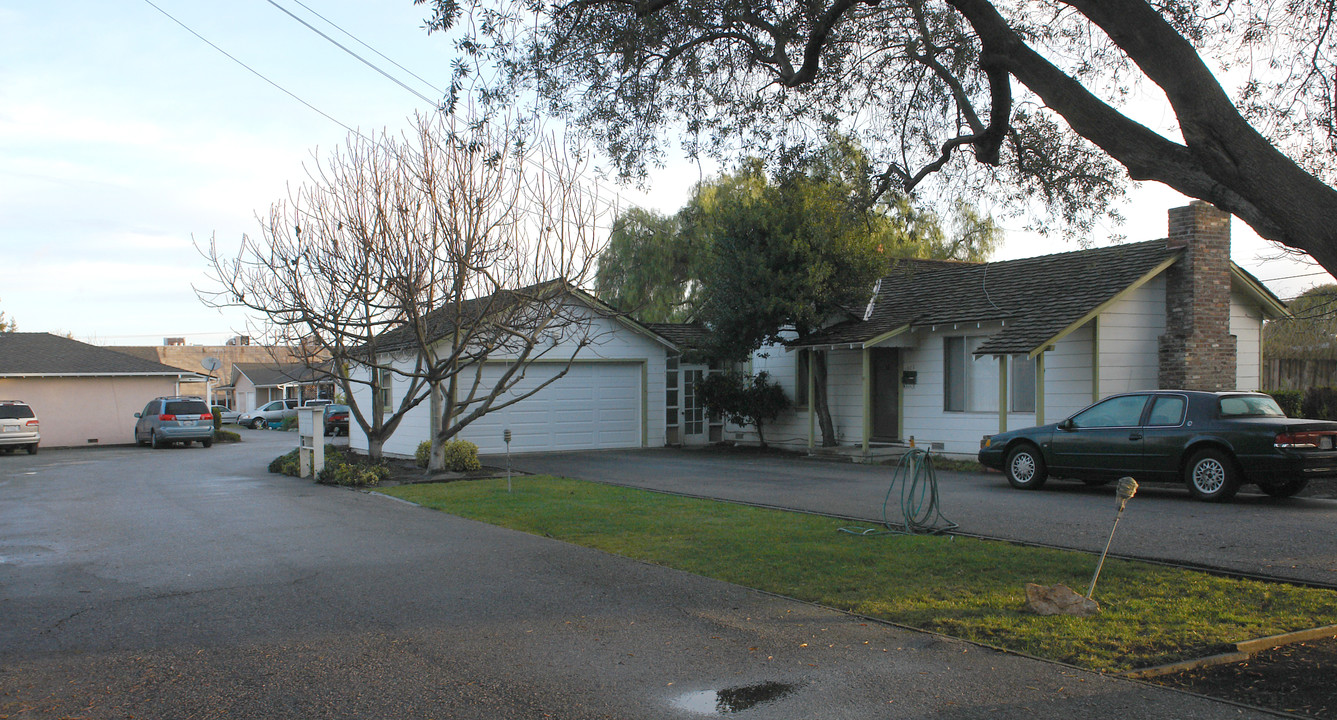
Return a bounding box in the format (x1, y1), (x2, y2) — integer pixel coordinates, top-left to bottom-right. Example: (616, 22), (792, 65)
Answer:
(998, 355), (1008, 434)
(1035, 351), (1046, 426)
(861, 347), (871, 455)
(807, 350), (815, 452)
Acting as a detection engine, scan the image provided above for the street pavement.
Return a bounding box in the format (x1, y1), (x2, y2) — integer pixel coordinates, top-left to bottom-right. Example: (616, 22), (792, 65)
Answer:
(505, 447), (1337, 587)
(1, 433), (1276, 718)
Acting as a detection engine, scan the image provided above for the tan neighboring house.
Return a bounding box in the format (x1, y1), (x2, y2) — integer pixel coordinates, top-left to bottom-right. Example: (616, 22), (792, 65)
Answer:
(230, 362), (336, 412)
(115, 342), (316, 407)
(0, 333), (204, 448)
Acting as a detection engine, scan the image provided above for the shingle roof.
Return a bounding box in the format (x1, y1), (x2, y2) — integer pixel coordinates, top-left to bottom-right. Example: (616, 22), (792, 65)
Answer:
(369, 279), (577, 352)
(0, 333), (201, 377)
(798, 239), (1183, 354)
(232, 362), (330, 388)
(645, 322), (711, 351)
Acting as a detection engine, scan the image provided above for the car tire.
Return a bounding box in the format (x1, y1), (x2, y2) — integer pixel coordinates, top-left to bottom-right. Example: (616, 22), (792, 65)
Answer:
(1005, 444), (1048, 489)
(202, 438), (214, 449)
(151, 431), (163, 450)
(250, 418), (266, 430)
(1185, 448), (1240, 502)
(1260, 478), (1308, 498)
(26, 443), (37, 455)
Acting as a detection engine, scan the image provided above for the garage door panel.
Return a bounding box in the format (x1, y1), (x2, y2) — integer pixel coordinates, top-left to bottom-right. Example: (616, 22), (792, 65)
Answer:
(458, 362), (642, 454)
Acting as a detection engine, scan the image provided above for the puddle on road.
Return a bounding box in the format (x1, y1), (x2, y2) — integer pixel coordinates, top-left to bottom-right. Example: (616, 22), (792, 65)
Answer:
(671, 681), (799, 714)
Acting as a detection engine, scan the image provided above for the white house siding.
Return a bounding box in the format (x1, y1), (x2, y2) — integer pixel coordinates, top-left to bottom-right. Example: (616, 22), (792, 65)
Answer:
(349, 311), (669, 458)
(743, 345), (867, 447)
(1041, 323), (1097, 421)
(900, 324), (1012, 457)
(1095, 275), (1166, 396)
(1230, 291), (1264, 391)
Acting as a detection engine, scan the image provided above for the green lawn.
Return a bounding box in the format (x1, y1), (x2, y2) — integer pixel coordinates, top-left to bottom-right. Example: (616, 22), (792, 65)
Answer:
(382, 476), (1337, 672)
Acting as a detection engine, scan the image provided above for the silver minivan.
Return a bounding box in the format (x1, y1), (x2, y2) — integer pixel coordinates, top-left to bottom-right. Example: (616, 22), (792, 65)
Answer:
(134, 397), (214, 449)
(0, 400), (40, 454)
(238, 399), (300, 429)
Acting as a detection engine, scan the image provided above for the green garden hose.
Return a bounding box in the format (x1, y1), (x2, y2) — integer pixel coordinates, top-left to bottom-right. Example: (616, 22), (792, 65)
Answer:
(840, 448), (958, 536)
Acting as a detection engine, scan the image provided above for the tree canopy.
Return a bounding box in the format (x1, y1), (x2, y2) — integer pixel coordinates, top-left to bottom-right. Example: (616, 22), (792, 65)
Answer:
(1265, 285), (1337, 360)
(417, 0), (1337, 276)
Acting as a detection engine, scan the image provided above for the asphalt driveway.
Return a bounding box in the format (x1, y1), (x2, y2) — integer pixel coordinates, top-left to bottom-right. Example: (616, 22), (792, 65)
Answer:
(2, 432), (1268, 718)
(504, 447), (1337, 587)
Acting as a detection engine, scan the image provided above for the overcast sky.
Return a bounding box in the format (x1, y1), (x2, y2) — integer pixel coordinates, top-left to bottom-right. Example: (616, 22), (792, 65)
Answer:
(2, 0), (1331, 347)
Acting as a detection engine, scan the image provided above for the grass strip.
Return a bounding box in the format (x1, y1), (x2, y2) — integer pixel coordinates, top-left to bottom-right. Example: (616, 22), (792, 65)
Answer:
(382, 476), (1337, 672)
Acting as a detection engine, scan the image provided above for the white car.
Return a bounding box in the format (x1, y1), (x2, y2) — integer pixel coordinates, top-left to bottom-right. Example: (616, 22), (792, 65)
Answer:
(238, 399), (300, 429)
(0, 400), (40, 454)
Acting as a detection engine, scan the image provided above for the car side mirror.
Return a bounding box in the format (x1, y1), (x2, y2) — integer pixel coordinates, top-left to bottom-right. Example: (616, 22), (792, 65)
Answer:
(1058, 418), (1075, 431)
(134, 412), (141, 418)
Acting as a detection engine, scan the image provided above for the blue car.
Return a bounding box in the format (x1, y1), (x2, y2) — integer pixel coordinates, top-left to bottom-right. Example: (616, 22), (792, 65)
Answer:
(979, 390), (1337, 502)
(134, 396), (214, 449)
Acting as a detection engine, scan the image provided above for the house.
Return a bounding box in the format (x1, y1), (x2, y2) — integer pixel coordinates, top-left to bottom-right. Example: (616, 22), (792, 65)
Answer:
(115, 343), (319, 408)
(347, 283), (679, 457)
(740, 202), (1289, 458)
(230, 362), (336, 412)
(0, 333), (205, 447)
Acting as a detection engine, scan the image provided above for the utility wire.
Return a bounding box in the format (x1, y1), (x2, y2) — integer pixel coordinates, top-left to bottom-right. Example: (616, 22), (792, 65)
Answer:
(288, 0), (446, 96)
(139, 0), (368, 144)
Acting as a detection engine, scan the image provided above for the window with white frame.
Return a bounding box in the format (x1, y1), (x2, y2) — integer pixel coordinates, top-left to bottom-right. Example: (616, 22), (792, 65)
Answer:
(376, 368), (393, 413)
(943, 336), (1000, 412)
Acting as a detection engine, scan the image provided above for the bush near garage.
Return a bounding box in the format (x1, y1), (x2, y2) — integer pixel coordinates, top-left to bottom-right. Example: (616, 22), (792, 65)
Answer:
(213, 429), (241, 444)
(416, 439), (482, 471)
(1266, 390), (1303, 418)
(1302, 387), (1337, 420)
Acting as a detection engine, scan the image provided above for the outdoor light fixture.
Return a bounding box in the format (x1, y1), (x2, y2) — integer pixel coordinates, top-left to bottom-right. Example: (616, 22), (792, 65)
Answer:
(1088, 476), (1138, 599)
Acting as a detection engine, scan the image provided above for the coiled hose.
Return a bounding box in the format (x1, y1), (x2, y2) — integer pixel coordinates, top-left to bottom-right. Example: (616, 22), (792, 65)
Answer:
(840, 448), (958, 536)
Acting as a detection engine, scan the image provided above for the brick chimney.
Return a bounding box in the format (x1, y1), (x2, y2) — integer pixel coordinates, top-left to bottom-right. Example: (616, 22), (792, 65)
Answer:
(1158, 201), (1237, 390)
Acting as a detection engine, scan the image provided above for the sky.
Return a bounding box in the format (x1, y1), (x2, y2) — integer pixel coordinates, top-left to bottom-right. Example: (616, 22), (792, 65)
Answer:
(2, 1), (1332, 348)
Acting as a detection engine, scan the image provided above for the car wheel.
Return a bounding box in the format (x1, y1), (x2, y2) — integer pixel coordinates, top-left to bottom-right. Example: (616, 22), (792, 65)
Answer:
(151, 431), (163, 449)
(1260, 478), (1308, 498)
(202, 438), (214, 449)
(1185, 448), (1240, 502)
(250, 418), (265, 430)
(26, 443), (37, 455)
(1005, 444), (1048, 489)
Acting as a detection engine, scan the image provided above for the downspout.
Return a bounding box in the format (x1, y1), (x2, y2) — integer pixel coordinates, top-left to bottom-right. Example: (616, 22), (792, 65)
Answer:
(1035, 351), (1046, 425)
(998, 356), (1008, 434)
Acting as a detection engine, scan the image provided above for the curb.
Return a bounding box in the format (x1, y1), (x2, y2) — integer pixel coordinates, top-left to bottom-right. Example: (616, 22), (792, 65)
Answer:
(1121, 624), (1337, 679)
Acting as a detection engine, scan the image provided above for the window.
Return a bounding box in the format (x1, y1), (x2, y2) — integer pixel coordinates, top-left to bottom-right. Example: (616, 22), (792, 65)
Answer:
(376, 369), (393, 413)
(1070, 395), (1149, 428)
(1147, 395), (1187, 426)
(944, 336), (998, 412)
(795, 349), (810, 407)
(1010, 355), (1036, 413)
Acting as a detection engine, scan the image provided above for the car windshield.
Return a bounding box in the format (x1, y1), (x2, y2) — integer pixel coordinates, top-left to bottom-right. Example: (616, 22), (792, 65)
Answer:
(325, 405), (349, 415)
(1219, 395), (1286, 418)
(165, 401), (210, 415)
(0, 404), (34, 419)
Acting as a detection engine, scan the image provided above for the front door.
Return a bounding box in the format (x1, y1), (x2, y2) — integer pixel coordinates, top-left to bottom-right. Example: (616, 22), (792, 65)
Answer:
(871, 349), (899, 441)
(681, 366), (709, 445)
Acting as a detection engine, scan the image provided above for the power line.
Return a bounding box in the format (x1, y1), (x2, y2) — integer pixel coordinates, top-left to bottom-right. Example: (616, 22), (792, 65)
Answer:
(139, 0), (368, 143)
(287, 0), (446, 96)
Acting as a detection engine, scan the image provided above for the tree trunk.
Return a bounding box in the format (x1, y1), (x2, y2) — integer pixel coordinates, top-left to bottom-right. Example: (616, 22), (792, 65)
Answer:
(755, 420), (767, 449)
(812, 350), (837, 447)
(428, 381), (446, 471)
(366, 434), (384, 462)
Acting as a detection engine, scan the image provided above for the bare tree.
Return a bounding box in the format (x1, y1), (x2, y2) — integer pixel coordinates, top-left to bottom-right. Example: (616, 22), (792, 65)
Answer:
(201, 112), (610, 464)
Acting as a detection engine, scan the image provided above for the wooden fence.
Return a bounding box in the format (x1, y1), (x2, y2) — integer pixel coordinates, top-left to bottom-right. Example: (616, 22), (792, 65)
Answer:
(1264, 358), (1337, 391)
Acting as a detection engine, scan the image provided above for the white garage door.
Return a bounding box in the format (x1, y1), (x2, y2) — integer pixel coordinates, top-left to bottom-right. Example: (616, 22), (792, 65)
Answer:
(458, 362), (643, 454)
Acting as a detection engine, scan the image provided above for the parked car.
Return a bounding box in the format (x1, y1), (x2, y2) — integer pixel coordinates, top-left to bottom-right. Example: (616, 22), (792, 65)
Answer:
(238, 399), (300, 429)
(303, 399), (333, 408)
(979, 390), (1337, 503)
(211, 406), (240, 424)
(0, 400), (40, 454)
(135, 397), (214, 449)
(324, 404), (350, 436)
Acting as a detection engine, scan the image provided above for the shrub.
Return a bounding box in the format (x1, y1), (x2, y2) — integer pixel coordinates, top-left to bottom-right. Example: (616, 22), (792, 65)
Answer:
(1303, 387), (1337, 421)
(213, 429), (241, 444)
(696, 370), (791, 448)
(269, 445), (344, 478)
(415, 440), (433, 468)
(279, 416), (299, 432)
(320, 462), (389, 487)
(443, 440), (481, 472)
(1267, 390), (1304, 418)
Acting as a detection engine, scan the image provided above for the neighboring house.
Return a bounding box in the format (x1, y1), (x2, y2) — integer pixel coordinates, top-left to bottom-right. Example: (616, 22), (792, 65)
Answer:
(347, 283), (679, 457)
(0, 333), (204, 447)
(115, 344), (321, 407)
(740, 202), (1288, 458)
(230, 362), (336, 413)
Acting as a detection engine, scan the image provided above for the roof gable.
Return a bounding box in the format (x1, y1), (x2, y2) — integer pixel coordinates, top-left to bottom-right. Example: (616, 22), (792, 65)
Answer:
(0, 333), (200, 377)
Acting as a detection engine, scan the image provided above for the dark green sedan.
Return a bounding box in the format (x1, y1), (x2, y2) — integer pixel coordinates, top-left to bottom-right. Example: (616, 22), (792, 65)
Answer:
(978, 390), (1337, 502)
